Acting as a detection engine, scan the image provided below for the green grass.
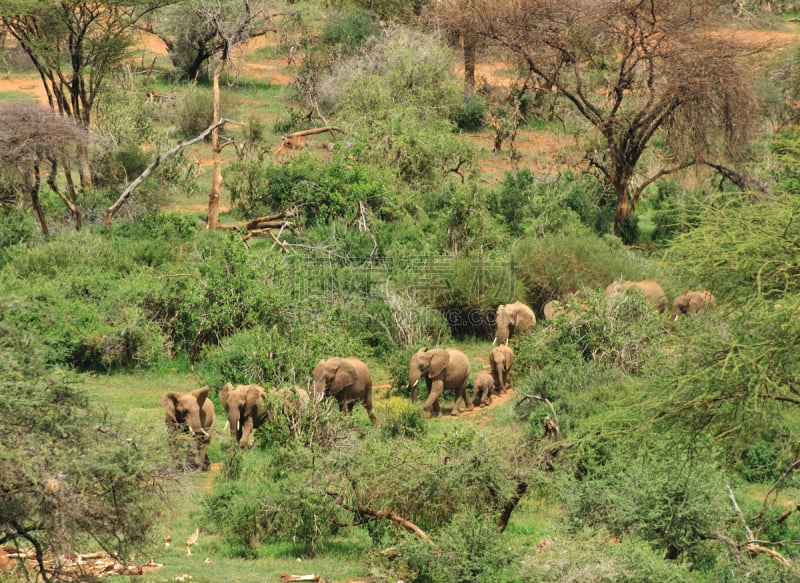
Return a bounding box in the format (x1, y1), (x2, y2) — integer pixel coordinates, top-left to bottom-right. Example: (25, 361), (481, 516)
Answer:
(0, 90), (37, 103)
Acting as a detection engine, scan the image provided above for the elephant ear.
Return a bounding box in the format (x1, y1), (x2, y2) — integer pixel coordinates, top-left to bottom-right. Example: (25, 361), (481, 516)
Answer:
(161, 392), (180, 421)
(219, 382), (234, 409)
(192, 386), (210, 408)
(245, 384), (266, 409)
(428, 350), (451, 378)
(332, 360), (358, 392)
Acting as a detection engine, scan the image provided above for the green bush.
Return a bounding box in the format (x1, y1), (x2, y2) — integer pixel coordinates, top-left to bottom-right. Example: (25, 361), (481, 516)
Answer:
(0, 207), (33, 264)
(487, 169), (613, 237)
(740, 440), (781, 484)
(511, 226), (638, 312)
(225, 153), (396, 227)
(376, 396), (426, 438)
(451, 92), (486, 131)
(171, 85), (214, 139)
(565, 444), (729, 565)
(389, 510), (513, 583)
(321, 8), (376, 51)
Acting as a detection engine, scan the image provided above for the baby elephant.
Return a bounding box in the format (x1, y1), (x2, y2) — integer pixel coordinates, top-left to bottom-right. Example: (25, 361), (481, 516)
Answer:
(672, 290), (715, 319)
(472, 371), (495, 407)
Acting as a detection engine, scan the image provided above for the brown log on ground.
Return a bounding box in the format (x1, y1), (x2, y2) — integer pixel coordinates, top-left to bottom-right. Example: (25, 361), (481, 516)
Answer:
(276, 127), (343, 154)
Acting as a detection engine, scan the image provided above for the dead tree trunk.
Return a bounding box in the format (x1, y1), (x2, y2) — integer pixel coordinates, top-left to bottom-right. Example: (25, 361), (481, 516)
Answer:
(207, 59), (224, 230)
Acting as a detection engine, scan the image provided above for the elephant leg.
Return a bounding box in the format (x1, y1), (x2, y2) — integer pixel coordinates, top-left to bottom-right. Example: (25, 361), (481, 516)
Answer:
(364, 392), (376, 424)
(424, 380), (443, 417)
(471, 386), (482, 408)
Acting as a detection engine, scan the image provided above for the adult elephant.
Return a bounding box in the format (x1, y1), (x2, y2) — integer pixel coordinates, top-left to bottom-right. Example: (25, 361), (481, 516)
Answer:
(672, 290), (715, 319)
(219, 382), (269, 449)
(408, 347), (471, 417)
(162, 386), (215, 471)
(494, 301), (536, 344)
(313, 357), (376, 423)
(604, 279), (668, 313)
(490, 344), (514, 394)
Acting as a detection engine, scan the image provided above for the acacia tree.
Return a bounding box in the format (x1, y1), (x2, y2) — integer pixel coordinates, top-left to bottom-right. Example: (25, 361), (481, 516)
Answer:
(144, 0), (277, 82)
(0, 326), (172, 581)
(440, 0), (760, 237)
(0, 0), (174, 186)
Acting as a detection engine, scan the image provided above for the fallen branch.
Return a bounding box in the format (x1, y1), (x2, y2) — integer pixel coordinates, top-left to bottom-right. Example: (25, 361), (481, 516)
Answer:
(331, 477), (434, 546)
(275, 126), (343, 156)
(726, 483), (791, 567)
(104, 118), (241, 229)
(217, 209), (298, 232)
(497, 478), (528, 533)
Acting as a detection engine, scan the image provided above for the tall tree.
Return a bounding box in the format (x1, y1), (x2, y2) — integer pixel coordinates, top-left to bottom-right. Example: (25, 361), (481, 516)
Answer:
(440, 0), (760, 238)
(0, 0), (174, 186)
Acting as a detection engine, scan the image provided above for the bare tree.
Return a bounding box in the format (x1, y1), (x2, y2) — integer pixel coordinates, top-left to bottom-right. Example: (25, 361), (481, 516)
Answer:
(190, 0), (274, 229)
(0, 103), (92, 234)
(438, 0), (761, 238)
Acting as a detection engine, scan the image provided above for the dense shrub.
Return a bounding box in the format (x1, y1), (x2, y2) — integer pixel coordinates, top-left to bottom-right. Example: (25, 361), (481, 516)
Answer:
(511, 226), (640, 313)
(564, 444), (729, 565)
(170, 85), (215, 138)
(451, 92), (486, 131)
(388, 511), (513, 583)
(321, 8), (377, 51)
(0, 206), (33, 264)
(225, 152), (396, 226)
(487, 169), (614, 237)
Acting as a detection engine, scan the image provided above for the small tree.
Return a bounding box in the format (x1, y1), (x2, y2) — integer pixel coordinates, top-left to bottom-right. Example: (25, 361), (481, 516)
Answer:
(0, 325), (172, 581)
(443, 0), (760, 238)
(0, 103), (92, 234)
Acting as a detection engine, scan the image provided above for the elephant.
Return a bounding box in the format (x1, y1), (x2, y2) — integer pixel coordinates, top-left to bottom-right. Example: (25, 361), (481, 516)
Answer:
(493, 301), (536, 344)
(313, 357), (376, 423)
(219, 382), (269, 449)
(162, 386), (215, 471)
(490, 344), (514, 394)
(408, 347), (472, 417)
(472, 371), (495, 407)
(604, 279), (667, 313)
(542, 299), (570, 320)
(672, 290), (715, 319)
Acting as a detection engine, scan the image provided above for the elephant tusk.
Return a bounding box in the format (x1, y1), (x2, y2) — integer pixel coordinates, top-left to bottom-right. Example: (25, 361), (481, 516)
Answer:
(412, 379), (419, 388)
(492, 337), (497, 346)
(223, 420), (229, 431)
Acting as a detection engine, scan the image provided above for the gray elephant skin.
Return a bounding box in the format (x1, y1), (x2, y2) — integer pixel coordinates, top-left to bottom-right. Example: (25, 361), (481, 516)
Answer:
(313, 356), (376, 422)
(490, 344), (514, 394)
(472, 370), (495, 407)
(409, 347), (472, 417)
(672, 290), (715, 319)
(494, 301), (536, 344)
(162, 386), (215, 471)
(604, 279), (667, 313)
(219, 382), (269, 449)
(220, 383), (311, 448)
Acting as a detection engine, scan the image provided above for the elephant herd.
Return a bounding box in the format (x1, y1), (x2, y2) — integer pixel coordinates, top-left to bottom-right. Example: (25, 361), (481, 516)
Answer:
(161, 284), (714, 471)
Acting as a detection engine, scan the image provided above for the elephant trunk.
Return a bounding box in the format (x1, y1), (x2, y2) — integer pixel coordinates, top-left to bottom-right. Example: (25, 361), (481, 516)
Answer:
(497, 366), (505, 392)
(409, 374), (420, 402)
